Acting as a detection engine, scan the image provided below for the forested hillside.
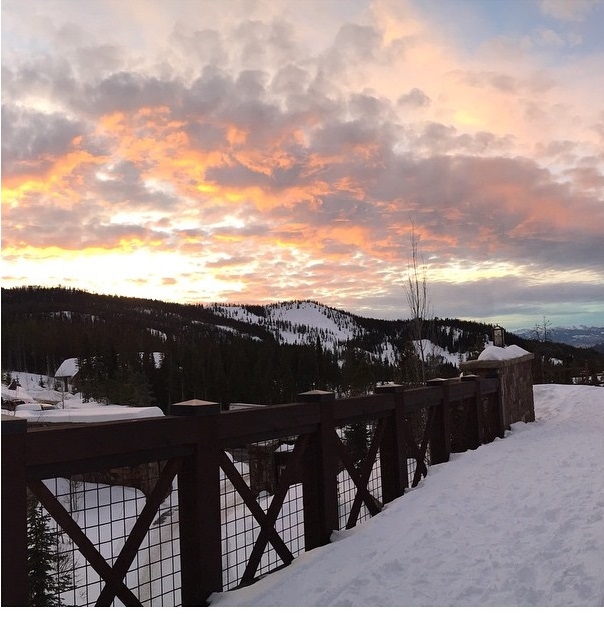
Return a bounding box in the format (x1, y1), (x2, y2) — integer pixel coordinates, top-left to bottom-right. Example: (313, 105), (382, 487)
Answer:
(2, 286), (602, 411)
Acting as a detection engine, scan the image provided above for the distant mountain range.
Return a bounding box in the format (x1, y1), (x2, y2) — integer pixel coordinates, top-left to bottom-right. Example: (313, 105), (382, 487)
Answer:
(513, 326), (604, 350)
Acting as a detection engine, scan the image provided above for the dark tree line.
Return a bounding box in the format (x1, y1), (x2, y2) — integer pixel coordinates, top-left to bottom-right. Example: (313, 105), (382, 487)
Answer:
(2, 287), (405, 410)
(4, 286), (601, 412)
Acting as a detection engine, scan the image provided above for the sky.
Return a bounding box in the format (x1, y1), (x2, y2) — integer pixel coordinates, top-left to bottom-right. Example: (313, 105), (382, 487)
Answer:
(2, 0), (604, 331)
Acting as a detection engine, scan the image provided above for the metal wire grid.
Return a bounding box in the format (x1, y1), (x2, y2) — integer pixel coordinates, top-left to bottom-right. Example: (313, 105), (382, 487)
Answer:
(220, 442), (305, 591)
(33, 463), (180, 607)
(27, 410), (437, 604)
(336, 419), (383, 530)
(404, 410), (431, 487)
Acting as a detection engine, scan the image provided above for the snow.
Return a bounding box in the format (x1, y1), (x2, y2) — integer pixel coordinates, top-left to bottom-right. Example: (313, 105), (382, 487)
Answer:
(212, 300), (358, 350)
(13, 404), (164, 423)
(7, 377), (603, 625)
(54, 357), (79, 377)
(267, 301), (355, 342)
(209, 384), (604, 607)
(413, 339), (463, 366)
(1, 370), (164, 421)
(478, 344), (531, 361)
(1, 385), (35, 404)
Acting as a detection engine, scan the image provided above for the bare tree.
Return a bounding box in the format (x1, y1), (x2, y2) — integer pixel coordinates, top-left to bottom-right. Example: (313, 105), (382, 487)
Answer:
(533, 315), (552, 342)
(403, 225), (433, 383)
(542, 315), (552, 342)
(533, 322), (542, 342)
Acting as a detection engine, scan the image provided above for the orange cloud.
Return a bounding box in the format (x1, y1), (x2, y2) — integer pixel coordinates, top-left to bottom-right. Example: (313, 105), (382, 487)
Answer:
(2, 145), (107, 208)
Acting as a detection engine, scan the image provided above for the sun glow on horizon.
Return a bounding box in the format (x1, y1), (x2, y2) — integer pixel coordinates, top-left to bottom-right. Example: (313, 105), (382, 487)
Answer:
(1, 0), (603, 328)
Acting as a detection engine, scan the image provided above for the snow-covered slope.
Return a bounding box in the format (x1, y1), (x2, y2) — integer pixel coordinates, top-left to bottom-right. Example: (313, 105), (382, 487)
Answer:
(211, 301), (361, 350)
(209, 301), (491, 369)
(210, 384), (604, 607)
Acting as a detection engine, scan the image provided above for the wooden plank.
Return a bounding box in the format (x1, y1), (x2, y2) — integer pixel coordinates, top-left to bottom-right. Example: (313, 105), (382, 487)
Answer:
(403, 385), (443, 411)
(238, 435), (309, 586)
(1, 418), (28, 606)
(377, 387), (408, 502)
(178, 417), (222, 605)
(216, 403), (320, 447)
(299, 392), (339, 551)
(333, 394), (394, 422)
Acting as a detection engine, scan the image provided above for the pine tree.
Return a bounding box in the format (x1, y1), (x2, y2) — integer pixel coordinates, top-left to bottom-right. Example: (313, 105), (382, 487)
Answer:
(27, 501), (72, 606)
(343, 421), (370, 469)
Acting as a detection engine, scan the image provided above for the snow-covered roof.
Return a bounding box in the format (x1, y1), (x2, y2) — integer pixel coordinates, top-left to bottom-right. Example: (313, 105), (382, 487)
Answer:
(1, 386), (35, 403)
(477, 345), (531, 362)
(13, 405), (164, 423)
(54, 357), (79, 377)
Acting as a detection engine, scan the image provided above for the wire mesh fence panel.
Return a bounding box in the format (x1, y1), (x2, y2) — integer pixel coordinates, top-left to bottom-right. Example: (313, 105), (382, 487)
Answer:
(336, 457), (382, 530)
(220, 440), (305, 591)
(335, 419), (383, 530)
(404, 409), (431, 487)
(29, 462), (181, 607)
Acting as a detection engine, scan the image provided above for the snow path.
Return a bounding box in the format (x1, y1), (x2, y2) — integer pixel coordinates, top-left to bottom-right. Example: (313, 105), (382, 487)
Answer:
(210, 385), (604, 607)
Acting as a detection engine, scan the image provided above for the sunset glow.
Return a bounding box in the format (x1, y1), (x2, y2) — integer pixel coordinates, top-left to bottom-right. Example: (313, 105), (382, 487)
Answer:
(2, 0), (603, 327)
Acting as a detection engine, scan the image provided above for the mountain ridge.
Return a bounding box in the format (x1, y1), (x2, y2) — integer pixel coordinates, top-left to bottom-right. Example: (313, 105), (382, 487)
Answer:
(512, 326), (604, 349)
(2, 286), (603, 410)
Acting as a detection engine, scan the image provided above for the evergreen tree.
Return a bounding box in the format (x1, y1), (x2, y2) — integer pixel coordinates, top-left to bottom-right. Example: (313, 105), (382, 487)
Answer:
(27, 501), (72, 606)
(343, 421), (370, 468)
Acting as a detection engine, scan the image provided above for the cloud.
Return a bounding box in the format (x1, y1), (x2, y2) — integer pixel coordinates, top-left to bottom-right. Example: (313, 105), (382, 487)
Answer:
(1, 105), (86, 177)
(538, 0), (602, 22)
(397, 88), (431, 109)
(1, 0), (602, 327)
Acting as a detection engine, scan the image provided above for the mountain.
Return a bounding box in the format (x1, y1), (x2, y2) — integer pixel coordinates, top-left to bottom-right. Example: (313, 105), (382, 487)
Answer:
(1, 285), (489, 367)
(2, 286), (603, 411)
(513, 326), (604, 348)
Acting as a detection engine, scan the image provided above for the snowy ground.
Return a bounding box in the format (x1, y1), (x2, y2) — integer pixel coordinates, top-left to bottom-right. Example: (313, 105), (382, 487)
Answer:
(7, 384), (602, 636)
(5, 381), (604, 640)
(1, 370), (164, 422)
(209, 384), (604, 608)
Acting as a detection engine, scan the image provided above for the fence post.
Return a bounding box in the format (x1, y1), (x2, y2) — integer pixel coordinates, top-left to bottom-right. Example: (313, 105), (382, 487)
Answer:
(297, 390), (339, 551)
(1, 416), (28, 606)
(463, 375), (483, 450)
(491, 371), (506, 439)
(170, 400), (222, 605)
(427, 379), (452, 465)
(375, 384), (408, 503)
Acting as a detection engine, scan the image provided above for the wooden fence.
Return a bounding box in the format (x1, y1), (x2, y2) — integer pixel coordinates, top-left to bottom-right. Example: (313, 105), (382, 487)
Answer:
(2, 375), (503, 607)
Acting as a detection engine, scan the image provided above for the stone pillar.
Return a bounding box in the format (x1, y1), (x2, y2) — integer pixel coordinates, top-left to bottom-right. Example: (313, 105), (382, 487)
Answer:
(460, 353), (535, 429)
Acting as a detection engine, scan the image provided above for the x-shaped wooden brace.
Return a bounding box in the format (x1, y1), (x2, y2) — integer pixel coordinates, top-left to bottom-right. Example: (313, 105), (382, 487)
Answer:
(332, 419), (384, 529)
(408, 407), (436, 487)
(28, 456), (182, 607)
(219, 434), (310, 588)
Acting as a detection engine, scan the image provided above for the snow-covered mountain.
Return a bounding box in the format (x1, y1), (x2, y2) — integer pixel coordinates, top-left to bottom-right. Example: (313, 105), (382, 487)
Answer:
(513, 326), (604, 348)
(209, 301), (366, 350)
(5, 287), (603, 413)
(208, 300), (474, 368)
